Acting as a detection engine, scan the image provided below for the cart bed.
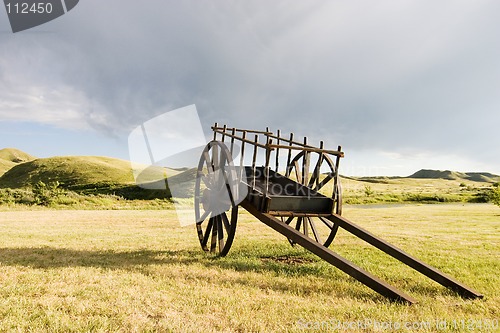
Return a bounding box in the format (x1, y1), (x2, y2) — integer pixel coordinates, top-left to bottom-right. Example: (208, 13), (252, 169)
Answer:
(244, 166), (334, 215)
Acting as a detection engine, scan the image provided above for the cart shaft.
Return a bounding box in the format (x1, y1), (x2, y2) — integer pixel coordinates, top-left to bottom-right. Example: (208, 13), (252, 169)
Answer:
(241, 200), (417, 304)
(326, 214), (483, 299)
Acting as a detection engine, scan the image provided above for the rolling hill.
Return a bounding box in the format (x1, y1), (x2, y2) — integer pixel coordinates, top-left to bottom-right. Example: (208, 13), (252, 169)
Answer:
(0, 154), (187, 199)
(0, 148), (35, 163)
(408, 169), (500, 183)
(0, 148), (36, 176)
(0, 156), (136, 189)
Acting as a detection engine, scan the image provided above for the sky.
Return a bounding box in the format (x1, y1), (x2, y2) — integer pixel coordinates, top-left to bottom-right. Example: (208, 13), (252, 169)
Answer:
(1, 0), (499, 176)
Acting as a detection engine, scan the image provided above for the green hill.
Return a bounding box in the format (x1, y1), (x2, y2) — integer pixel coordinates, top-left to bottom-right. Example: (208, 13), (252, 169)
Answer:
(408, 169), (466, 180)
(408, 169), (500, 183)
(0, 156), (135, 189)
(464, 172), (500, 183)
(0, 155), (178, 199)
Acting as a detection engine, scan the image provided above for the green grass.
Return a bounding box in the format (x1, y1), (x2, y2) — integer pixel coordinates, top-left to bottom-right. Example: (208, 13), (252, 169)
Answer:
(0, 204), (498, 332)
(336, 176), (492, 204)
(0, 187), (174, 210)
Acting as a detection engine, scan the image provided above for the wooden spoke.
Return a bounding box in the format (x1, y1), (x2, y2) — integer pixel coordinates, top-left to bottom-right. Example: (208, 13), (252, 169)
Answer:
(203, 151), (214, 175)
(198, 210), (210, 223)
(222, 170), (236, 207)
(293, 160), (301, 182)
(217, 215), (225, 251)
(286, 216), (339, 247)
(295, 217), (303, 232)
(221, 212), (231, 234)
(196, 223), (207, 251)
(210, 217), (218, 253)
(314, 172), (334, 192)
(308, 153), (324, 189)
(201, 217), (214, 249)
(308, 217), (322, 244)
(201, 174), (212, 188)
(211, 143), (218, 171)
(319, 216), (334, 229)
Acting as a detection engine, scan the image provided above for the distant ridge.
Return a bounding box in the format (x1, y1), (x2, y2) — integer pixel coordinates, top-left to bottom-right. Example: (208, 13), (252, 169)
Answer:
(0, 148), (36, 176)
(0, 148), (36, 163)
(408, 169), (500, 183)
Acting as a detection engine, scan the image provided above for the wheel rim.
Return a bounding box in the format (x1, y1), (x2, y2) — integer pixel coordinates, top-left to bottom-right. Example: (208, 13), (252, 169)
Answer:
(283, 151), (341, 247)
(195, 141), (238, 256)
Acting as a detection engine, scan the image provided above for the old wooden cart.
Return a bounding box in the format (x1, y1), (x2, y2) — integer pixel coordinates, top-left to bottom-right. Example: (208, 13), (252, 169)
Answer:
(194, 124), (482, 304)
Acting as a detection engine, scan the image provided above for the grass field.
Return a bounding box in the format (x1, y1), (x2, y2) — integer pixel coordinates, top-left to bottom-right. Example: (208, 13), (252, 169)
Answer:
(335, 177), (493, 204)
(0, 204), (498, 332)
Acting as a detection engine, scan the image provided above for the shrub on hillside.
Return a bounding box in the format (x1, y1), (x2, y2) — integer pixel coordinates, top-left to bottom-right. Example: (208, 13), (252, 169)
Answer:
(364, 185), (374, 197)
(0, 188), (37, 205)
(32, 181), (65, 206)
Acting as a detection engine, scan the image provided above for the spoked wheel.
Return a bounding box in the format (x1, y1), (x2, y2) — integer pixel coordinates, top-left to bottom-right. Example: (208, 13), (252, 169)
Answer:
(195, 141), (239, 256)
(283, 150), (342, 247)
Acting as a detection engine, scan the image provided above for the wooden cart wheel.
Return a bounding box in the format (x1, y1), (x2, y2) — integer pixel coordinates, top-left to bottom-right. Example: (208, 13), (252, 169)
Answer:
(284, 151), (342, 247)
(195, 141), (239, 256)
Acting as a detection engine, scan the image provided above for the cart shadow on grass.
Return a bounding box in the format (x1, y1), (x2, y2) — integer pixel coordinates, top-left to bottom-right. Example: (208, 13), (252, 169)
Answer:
(0, 246), (460, 301)
(0, 246), (334, 275)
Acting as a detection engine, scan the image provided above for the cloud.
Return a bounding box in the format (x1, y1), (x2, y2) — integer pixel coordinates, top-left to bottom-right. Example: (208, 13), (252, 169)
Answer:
(1, 0), (499, 173)
(0, 38), (89, 129)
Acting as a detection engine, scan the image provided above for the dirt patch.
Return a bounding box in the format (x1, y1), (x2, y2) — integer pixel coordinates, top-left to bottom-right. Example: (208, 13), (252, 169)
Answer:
(261, 255), (315, 265)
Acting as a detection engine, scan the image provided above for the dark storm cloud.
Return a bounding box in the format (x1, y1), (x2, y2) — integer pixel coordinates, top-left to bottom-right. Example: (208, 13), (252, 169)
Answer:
(1, 0), (499, 170)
